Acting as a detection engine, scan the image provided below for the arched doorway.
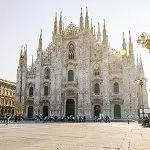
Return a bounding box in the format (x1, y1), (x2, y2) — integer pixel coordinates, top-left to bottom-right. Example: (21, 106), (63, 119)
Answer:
(66, 99), (75, 117)
(114, 104), (121, 119)
(94, 105), (101, 117)
(28, 106), (33, 118)
(43, 106), (48, 117)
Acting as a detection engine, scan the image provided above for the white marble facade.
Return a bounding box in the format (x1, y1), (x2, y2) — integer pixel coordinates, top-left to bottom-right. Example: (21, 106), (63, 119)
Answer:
(16, 8), (148, 120)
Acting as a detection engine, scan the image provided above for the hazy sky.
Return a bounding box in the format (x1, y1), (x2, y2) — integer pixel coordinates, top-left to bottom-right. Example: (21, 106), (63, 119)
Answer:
(1, 0), (150, 102)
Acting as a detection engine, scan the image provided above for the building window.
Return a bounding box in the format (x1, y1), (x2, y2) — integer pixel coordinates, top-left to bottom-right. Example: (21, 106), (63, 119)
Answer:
(94, 70), (100, 76)
(94, 83), (100, 95)
(68, 70), (74, 81)
(44, 67), (50, 79)
(44, 86), (49, 96)
(68, 43), (75, 59)
(114, 82), (119, 94)
(29, 87), (34, 97)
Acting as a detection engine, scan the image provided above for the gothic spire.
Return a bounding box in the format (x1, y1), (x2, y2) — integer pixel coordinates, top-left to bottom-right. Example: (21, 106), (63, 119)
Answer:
(102, 19), (108, 45)
(128, 31), (134, 64)
(85, 7), (89, 32)
(59, 11), (62, 34)
(63, 23), (65, 31)
(128, 31), (133, 52)
(80, 7), (84, 30)
(19, 45), (24, 67)
(90, 18), (93, 35)
(122, 32), (126, 50)
(94, 26), (96, 38)
(54, 12), (58, 35)
(97, 22), (101, 42)
(23, 44), (27, 67)
(32, 55), (34, 66)
(38, 29), (42, 50)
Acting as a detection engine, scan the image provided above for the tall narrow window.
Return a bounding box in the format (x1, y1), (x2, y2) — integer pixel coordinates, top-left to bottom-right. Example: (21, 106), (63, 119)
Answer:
(114, 82), (119, 94)
(29, 87), (33, 97)
(94, 83), (100, 95)
(68, 70), (74, 81)
(44, 86), (49, 96)
(44, 68), (50, 79)
(68, 43), (75, 59)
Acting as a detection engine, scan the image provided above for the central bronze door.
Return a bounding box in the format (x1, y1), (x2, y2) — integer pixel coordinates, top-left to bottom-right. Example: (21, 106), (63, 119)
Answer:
(43, 106), (48, 117)
(66, 99), (75, 117)
(94, 105), (101, 117)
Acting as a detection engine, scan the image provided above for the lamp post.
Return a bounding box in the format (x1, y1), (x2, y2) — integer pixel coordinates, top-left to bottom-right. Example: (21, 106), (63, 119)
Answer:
(135, 79), (144, 119)
(137, 32), (150, 52)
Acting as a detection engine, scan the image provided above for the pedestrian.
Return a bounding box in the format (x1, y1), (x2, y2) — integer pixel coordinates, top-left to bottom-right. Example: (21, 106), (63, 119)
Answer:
(6, 113), (9, 125)
(14, 114), (17, 122)
(127, 115), (130, 124)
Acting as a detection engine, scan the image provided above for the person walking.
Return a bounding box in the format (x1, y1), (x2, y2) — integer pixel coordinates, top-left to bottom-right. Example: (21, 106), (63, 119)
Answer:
(127, 115), (130, 124)
(6, 113), (9, 125)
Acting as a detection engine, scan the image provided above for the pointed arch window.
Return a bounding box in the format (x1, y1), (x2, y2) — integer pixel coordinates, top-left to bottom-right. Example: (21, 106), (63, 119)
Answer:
(94, 83), (100, 95)
(68, 70), (74, 81)
(68, 43), (75, 59)
(44, 86), (49, 96)
(44, 68), (50, 79)
(29, 86), (33, 97)
(114, 82), (119, 94)
(94, 70), (100, 76)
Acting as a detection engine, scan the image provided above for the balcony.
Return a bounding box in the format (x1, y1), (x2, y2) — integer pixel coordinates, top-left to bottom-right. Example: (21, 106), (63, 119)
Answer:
(62, 81), (78, 89)
(27, 97), (34, 102)
(64, 59), (77, 67)
(110, 94), (124, 104)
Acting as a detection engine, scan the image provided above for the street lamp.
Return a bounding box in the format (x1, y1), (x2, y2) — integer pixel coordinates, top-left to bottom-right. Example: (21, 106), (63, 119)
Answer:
(135, 79), (145, 119)
(137, 32), (150, 52)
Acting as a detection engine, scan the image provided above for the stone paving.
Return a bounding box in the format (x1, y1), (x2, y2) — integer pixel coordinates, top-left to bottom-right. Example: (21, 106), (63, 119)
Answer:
(0, 122), (150, 150)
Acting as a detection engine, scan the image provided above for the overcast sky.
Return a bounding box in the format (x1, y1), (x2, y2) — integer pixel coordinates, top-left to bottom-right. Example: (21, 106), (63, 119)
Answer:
(0, 0), (150, 104)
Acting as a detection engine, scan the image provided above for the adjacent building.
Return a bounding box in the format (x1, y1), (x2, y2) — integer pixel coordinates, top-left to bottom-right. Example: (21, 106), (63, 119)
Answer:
(16, 7), (148, 120)
(0, 78), (16, 117)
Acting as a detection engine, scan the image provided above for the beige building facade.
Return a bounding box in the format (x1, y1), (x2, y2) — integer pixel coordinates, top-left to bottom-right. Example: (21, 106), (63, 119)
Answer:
(16, 8), (148, 120)
(0, 78), (16, 117)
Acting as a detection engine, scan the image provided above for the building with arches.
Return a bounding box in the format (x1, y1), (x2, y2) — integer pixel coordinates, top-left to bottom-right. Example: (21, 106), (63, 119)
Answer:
(16, 7), (148, 120)
(0, 78), (16, 117)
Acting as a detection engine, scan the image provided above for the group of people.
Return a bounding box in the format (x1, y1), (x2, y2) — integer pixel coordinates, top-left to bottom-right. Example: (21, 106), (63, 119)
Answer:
(142, 116), (150, 127)
(0, 114), (23, 125)
(34, 115), (86, 122)
(94, 114), (110, 122)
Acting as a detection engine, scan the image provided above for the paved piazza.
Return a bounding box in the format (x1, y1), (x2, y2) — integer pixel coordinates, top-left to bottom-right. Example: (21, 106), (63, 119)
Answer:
(0, 122), (150, 150)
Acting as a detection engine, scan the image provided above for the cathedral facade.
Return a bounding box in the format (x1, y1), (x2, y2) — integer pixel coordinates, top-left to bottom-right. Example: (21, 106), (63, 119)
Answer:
(16, 8), (148, 120)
